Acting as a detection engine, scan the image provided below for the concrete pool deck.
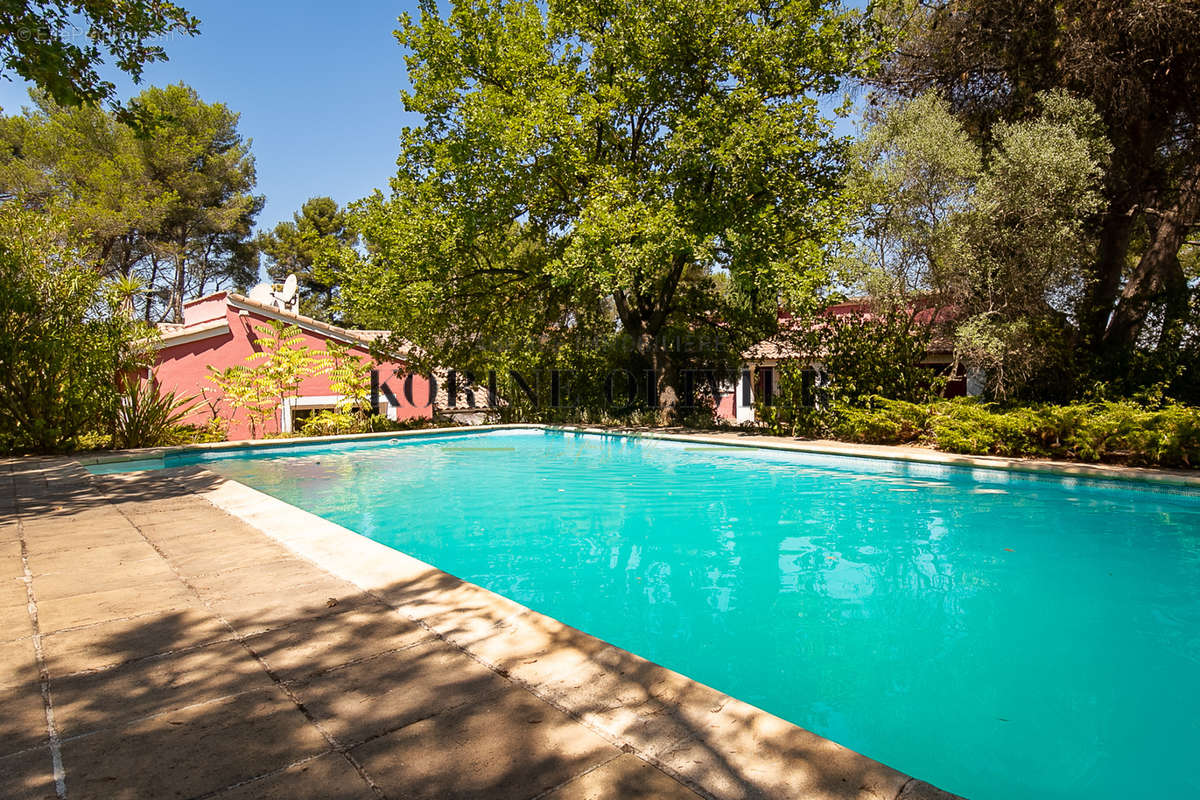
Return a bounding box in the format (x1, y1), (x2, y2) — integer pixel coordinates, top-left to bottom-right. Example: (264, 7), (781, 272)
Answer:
(0, 442), (967, 800)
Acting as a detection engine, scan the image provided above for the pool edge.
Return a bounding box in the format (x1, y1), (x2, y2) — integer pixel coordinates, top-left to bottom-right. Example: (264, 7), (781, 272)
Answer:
(77, 422), (1200, 489)
(165, 464), (963, 800)
(546, 425), (1200, 489)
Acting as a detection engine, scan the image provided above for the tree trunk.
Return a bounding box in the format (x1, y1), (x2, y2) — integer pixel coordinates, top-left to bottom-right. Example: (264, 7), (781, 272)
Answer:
(1103, 161), (1200, 355)
(612, 254), (689, 411)
(1081, 203), (1136, 348)
(172, 249), (186, 323)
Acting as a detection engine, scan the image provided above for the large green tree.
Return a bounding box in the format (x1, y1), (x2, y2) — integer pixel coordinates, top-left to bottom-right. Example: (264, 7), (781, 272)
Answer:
(872, 0), (1200, 386)
(342, 0), (876, 407)
(842, 90), (1111, 399)
(137, 84), (261, 321)
(0, 84), (262, 321)
(258, 196), (358, 320)
(0, 0), (198, 108)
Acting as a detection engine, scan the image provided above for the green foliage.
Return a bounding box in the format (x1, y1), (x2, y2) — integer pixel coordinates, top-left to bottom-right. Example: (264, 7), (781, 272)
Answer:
(205, 365), (261, 437)
(206, 325), (384, 439)
(246, 320), (315, 421)
(784, 396), (1200, 468)
(114, 381), (198, 450)
(829, 398), (930, 444)
(755, 360), (821, 437)
(299, 410), (369, 438)
(803, 307), (945, 405)
(0, 206), (149, 453)
(207, 320), (320, 438)
(844, 90), (1110, 401)
(0, 84), (262, 322)
(320, 341), (373, 415)
(258, 197), (358, 320)
(296, 410), (419, 438)
(841, 91), (978, 297)
(0, 1), (198, 109)
(873, 0), (1200, 384)
(341, 0), (879, 406)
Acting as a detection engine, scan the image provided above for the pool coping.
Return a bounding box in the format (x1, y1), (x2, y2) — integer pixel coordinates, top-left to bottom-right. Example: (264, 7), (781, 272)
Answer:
(79, 422), (1200, 490)
(160, 463), (961, 800)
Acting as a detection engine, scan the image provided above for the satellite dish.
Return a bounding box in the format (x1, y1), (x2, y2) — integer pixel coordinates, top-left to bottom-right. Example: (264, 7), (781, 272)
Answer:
(248, 282), (275, 305)
(280, 274), (299, 304)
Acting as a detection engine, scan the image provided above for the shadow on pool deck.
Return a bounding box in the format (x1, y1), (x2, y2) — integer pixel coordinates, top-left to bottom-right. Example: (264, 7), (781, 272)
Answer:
(0, 456), (958, 800)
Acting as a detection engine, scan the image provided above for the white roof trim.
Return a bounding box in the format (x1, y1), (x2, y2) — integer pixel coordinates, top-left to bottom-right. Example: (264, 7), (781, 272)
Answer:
(153, 320), (230, 349)
(226, 294), (385, 350)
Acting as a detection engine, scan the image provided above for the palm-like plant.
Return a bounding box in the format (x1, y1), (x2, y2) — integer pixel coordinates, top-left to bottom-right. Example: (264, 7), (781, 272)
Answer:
(114, 379), (198, 449)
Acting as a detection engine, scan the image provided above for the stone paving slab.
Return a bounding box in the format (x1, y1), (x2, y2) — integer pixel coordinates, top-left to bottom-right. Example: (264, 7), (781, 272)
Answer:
(0, 638), (37, 689)
(349, 683), (619, 800)
(0, 750), (58, 800)
(207, 752), (375, 800)
(51, 639), (274, 737)
(288, 639), (512, 745)
(40, 609), (233, 675)
(59, 687), (329, 800)
(544, 753), (704, 799)
(0, 454), (963, 800)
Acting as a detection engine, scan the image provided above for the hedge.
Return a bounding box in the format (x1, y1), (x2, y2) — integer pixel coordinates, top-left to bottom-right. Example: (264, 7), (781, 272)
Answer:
(824, 398), (1200, 468)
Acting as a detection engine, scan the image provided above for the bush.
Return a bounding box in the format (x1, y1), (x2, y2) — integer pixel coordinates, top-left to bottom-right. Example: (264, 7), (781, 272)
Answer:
(926, 400), (1200, 467)
(0, 208), (149, 453)
(794, 306), (947, 406)
(298, 411), (444, 438)
(829, 399), (930, 444)
(766, 395), (1200, 468)
(927, 400), (1045, 457)
(299, 410), (379, 437)
(114, 382), (198, 450)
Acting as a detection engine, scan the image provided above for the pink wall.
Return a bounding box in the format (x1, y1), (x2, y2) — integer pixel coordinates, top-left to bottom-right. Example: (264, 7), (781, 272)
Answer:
(179, 295), (228, 325)
(153, 301), (432, 440)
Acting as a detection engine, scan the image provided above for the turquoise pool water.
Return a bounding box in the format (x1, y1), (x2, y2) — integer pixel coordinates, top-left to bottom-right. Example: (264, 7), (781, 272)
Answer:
(109, 429), (1200, 798)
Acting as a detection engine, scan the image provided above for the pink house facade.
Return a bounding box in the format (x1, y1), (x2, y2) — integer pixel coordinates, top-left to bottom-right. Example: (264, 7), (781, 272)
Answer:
(152, 292), (433, 440)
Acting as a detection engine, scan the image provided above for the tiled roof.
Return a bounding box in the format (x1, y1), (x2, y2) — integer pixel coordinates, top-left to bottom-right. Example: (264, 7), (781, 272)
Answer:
(155, 291), (419, 359)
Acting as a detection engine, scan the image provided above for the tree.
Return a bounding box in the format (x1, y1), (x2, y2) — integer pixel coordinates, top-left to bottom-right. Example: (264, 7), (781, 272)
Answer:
(0, 0), (198, 109)
(0, 204), (149, 453)
(0, 84), (263, 321)
(840, 91), (979, 302)
(137, 84), (261, 321)
(872, 0), (1200, 381)
(341, 0), (877, 408)
(843, 90), (1111, 400)
(320, 340), (373, 415)
(258, 197), (358, 319)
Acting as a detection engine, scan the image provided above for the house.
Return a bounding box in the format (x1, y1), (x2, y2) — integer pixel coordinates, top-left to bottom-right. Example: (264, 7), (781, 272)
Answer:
(720, 299), (983, 423)
(151, 290), (434, 440)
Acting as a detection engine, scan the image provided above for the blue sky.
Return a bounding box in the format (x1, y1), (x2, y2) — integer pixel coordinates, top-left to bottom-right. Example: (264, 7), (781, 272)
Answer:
(0, 0), (423, 231)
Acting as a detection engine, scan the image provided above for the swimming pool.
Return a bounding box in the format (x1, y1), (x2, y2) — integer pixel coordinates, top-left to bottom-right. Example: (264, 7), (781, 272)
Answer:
(99, 428), (1200, 798)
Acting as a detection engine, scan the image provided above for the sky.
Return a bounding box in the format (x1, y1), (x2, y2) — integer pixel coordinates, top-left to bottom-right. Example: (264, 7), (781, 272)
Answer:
(0, 0), (424, 232)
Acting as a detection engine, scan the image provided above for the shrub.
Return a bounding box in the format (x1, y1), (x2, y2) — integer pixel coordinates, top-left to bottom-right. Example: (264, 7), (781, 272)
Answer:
(298, 411), (442, 438)
(923, 400), (1200, 466)
(793, 307), (946, 406)
(928, 401), (1039, 457)
(0, 208), (149, 453)
(299, 410), (371, 437)
(763, 394), (1200, 468)
(114, 381), (198, 450)
(829, 398), (930, 444)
